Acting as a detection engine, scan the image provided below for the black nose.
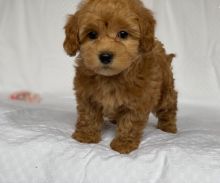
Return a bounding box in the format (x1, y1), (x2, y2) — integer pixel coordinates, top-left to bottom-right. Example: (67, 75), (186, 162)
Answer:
(99, 52), (113, 64)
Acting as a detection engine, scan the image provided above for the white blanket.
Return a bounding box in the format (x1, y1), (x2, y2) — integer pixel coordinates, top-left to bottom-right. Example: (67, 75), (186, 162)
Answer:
(0, 95), (220, 183)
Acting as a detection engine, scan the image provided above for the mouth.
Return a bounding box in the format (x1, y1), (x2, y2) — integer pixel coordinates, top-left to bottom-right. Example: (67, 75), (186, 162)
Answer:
(95, 66), (119, 76)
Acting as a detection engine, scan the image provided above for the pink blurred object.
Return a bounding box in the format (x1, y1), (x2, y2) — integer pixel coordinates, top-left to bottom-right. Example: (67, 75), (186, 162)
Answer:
(10, 91), (41, 103)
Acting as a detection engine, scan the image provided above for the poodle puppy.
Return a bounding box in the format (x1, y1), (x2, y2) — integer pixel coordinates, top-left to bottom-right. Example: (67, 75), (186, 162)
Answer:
(63, 0), (177, 154)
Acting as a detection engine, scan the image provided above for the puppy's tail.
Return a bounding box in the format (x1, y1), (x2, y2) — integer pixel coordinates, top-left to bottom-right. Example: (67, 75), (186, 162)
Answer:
(167, 54), (176, 64)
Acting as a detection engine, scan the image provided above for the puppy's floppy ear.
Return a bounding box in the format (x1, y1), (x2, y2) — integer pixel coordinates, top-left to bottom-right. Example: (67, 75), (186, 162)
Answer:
(63, 14), (79, 56)
(137, 8), (156, 53)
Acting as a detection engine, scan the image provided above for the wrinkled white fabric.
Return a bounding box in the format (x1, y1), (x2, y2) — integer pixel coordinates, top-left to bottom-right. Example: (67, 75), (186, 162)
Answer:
(0, 95), (220, 183)
(0, 0), (220, 182)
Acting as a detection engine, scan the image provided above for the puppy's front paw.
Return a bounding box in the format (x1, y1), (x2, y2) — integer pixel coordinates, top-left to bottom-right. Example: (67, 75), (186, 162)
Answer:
(72, 130), (101, 144)
(110, 137), (139, 154)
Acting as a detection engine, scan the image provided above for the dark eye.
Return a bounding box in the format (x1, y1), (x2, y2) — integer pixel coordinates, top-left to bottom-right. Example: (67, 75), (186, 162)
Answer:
(117, 31), (129, 39)
(88, 31), (98, 40)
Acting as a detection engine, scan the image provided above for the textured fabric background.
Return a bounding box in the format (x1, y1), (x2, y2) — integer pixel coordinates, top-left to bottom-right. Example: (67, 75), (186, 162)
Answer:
(0, 95), (220, 183)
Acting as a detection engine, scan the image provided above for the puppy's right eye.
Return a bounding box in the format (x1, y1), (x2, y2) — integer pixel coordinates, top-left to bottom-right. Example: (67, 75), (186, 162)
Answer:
(87, 31), (98, 40)
(117, 31), (129, 39)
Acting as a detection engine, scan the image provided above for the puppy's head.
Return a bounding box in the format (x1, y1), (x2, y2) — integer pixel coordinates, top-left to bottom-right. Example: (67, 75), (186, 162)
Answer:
(64, 0), (155, 76)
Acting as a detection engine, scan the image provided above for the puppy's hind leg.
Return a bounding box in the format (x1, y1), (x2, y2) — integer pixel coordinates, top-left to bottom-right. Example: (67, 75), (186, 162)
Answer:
(156, 91), (177, 134)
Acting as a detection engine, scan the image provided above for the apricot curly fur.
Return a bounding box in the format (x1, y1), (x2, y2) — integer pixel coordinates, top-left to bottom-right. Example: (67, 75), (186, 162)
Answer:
(64, 0), (178, 154)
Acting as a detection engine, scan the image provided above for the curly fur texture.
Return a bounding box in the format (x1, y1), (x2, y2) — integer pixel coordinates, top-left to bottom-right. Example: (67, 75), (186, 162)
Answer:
(64, 0), (177, 154)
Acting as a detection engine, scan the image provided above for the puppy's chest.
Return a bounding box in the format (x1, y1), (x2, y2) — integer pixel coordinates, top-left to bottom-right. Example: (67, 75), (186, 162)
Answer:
(94, 86), (124, 117)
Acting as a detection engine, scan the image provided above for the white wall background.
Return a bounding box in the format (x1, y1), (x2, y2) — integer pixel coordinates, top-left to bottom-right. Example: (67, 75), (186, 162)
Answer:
(0, 0), (220, 104)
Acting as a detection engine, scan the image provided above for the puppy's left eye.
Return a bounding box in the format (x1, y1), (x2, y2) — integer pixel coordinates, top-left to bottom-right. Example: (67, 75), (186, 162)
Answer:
(117, 31), (129, 39)
(87, 31), (98, 40)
